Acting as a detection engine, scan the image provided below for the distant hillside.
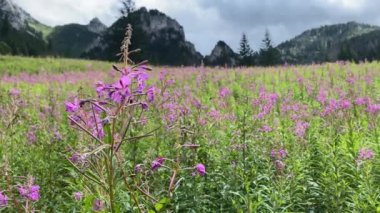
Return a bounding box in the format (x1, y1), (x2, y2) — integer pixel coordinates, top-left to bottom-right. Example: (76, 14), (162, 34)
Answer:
(84, 7), (203, 66)
(277, 22), (380, 64)
(338, 29), (380, 62)
(48, 18), (106, 58)
(0, 0), (50, 55)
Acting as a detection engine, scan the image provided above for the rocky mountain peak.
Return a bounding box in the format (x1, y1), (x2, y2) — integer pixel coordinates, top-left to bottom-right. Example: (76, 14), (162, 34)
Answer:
(0, 0), (35, 30)
(204, 41), (237, 67)
(87, 17), (106, 34)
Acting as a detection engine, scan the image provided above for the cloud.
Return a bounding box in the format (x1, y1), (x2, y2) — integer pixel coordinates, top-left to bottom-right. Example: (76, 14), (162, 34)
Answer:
(12, 0), (380, 55)
(13, 0), (120, 26)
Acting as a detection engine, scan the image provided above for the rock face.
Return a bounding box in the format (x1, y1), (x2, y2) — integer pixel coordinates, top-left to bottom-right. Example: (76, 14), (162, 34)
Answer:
(204, 41), (237, 67)
(277, 22), (380, 64)
(48, 18), (106, 58)
(85, 7), (203, 66)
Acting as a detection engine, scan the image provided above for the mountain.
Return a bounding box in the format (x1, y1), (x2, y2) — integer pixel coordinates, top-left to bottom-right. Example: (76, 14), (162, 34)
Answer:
(277, 22), (380, 64)
(204, 41), (238, 67)
(0, 0), (50, 55)
(338, 29), (380, 62)
(84, 7), (203, 66)
(47, 18), (106, 58)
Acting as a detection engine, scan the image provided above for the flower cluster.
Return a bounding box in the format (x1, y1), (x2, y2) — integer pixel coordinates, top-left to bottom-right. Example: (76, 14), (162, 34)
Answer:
(294, 121), (310, 138)
(253, 87), (279, 119)
(65, 67), (153, 140)
(18, 185), (40, 202)
(356, 148), (374, 166)
(271, 148), (288, 173)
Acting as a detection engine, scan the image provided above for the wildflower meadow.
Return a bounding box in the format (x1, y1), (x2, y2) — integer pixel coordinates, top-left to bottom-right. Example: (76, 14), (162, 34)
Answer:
(1, 54), (380, 211)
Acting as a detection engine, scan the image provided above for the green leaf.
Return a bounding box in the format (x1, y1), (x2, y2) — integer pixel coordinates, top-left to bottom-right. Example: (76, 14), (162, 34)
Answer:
(153, 197), (170, 212)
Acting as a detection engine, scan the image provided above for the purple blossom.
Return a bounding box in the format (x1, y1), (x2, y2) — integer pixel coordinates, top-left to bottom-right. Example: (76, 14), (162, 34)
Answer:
(0, 191), (8, 207)
(316, 88), (327, 104)
(18, 185), (40, 201)
(367, 103), (380, 114)
(146, 86), (155, 102)
(356, 148), (374, 166)
(93, 199), (104, 211)
(151, 157), (165, 170)
(134, 164), (143, 173)
(65, 98), (80, 113)
(275, 160), (286, 172)
(195, 163), (206, 176)
(355, 97), (368, 106)
(294, 121), (310, 138)
(208, 109), (221, 120)
(95, 81), (107, 97)
(271, 148), (288, 160)
(192, 98), (202, 109)
(219, 87), (231, 98)
(260, 125), (272, 132)
(74, 192), (83, 201)
(9, 88), (21, 97)
(26, 126), (37, 144)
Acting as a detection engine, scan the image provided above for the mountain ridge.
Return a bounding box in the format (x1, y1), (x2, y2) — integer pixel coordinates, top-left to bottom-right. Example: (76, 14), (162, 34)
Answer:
(1, 0), (380, 65)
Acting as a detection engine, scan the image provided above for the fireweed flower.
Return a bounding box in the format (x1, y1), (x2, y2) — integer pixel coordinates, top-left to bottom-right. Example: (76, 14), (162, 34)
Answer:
(367, 103), (380, 114)
(9, 88), (21, 97)
(74, 192), (83, 201)
(356, 148), (374, 166)
(152, 157), (165, 170)
(195, 163), (206, 176)
(271, 148), (288, 160)
(26, 126), (37, 144)
(316, 88), (327, 104)
(146, 86), (155, 102)
(192, 98), (202, 109)
(18, 185), (40, 201)
(134, 164), (143, 173)
(0, 191), (8, 207)
(219, 87), (231, 98)
(65, 98), (80, 113)
(294, 121), (310, 138)
(275, 160), (286, 172)
(208, 109), (221, 120)
(355, 97), (368, 106)
(93, 199), (104, 211)
(260, 125), (272, 132)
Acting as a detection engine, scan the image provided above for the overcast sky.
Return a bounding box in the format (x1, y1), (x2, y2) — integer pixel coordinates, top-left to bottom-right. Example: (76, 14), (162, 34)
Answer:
(13, 0), (380, 55)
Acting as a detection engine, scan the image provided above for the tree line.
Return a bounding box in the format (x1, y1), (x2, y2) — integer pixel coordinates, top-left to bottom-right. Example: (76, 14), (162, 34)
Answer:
(238, 30), (282, 67)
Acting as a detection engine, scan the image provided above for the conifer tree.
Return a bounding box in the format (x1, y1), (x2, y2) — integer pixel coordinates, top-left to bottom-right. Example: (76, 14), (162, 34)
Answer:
(238, 33), (253, 66)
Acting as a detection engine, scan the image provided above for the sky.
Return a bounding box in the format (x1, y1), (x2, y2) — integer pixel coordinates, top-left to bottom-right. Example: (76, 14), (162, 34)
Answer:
(13, 0), (380, 55)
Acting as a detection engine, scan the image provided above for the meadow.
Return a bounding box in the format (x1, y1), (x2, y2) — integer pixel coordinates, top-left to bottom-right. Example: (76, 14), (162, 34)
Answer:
(1, 56), (380, 212)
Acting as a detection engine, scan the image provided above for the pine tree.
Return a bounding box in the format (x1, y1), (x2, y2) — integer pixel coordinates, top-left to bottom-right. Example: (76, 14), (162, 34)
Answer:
(262, 29), (272, 50)
(120, 0), (136, 17)
(238, 33), (253, 66)
(258, 29), (281, 66)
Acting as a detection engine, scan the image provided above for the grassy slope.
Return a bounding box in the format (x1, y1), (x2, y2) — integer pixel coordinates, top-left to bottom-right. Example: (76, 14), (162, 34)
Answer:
(0, 55), (114, 75)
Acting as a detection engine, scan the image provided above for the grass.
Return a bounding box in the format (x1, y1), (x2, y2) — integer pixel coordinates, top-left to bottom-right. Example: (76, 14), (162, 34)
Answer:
(0, 55), (113, 75)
